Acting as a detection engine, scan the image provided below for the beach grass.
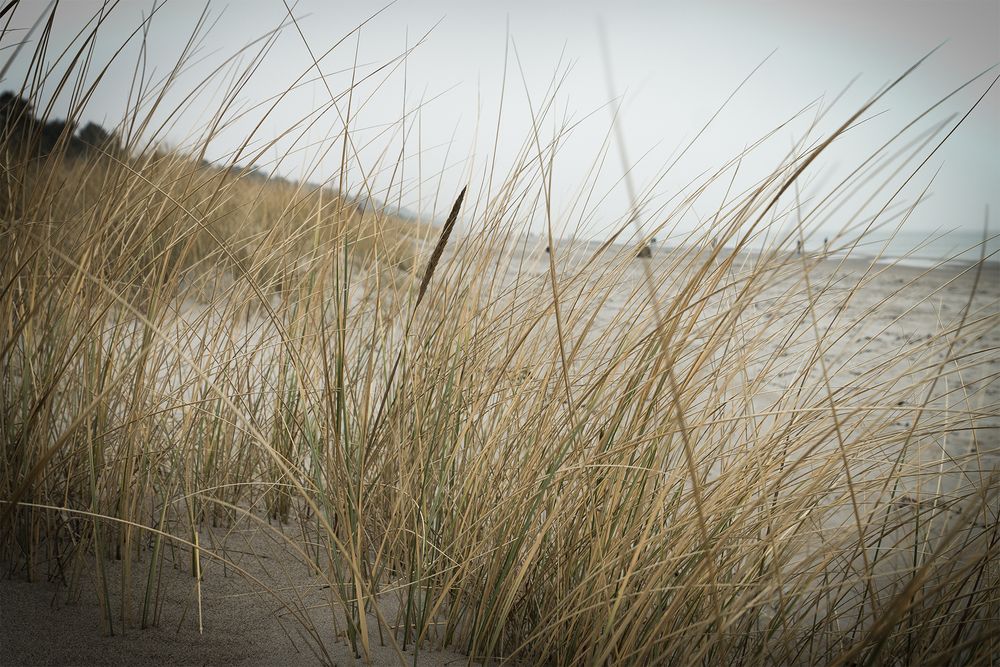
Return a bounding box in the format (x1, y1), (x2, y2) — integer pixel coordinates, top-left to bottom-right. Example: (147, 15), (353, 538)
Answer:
(1, 4), (998, 665)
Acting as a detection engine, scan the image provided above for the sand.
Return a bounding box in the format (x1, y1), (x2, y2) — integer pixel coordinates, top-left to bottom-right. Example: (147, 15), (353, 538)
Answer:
(3, 252), (997, 665)
(1, 518), (475, 666)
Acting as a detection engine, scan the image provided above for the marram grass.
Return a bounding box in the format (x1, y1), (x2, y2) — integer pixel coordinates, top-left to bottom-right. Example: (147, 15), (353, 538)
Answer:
(2, 4), (998, 666)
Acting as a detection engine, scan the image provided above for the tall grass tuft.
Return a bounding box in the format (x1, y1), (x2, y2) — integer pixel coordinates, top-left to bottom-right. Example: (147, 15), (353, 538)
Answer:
(2, 4), (998, 665)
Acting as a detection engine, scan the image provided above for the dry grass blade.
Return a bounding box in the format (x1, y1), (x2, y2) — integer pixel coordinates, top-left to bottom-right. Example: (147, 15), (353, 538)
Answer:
(415, 185), (467, 307)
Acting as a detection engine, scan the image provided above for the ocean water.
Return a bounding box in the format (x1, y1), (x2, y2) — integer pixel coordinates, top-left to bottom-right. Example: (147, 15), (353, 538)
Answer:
(522, 226), (999, 270)
(849, 228), (1000, 267)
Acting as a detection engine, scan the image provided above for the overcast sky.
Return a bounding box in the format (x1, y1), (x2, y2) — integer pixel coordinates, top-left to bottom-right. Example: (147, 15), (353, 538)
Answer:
(5, 1), (999, 249)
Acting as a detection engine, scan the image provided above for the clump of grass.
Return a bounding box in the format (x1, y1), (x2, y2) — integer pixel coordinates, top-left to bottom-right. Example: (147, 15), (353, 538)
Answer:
(2, 3), (998, 666)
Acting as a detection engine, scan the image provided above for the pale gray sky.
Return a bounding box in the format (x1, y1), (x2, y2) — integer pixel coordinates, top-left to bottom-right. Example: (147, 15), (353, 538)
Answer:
(5, 1), (999, 251)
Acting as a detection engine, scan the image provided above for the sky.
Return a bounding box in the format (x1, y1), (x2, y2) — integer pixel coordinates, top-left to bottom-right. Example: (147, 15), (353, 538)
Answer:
(5, 1), (999, 255)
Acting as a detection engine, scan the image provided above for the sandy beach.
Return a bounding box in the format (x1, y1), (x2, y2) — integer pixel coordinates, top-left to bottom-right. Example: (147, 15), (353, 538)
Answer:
(3, 249), (996, 666)
(1, 524), (472, 666)
(5, 0), (1000, 662)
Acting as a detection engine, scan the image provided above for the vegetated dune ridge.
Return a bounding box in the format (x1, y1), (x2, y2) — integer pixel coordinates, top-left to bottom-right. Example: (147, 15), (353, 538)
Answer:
(6, 235), (999, 667)
(3, 226), (997, 664)
(3, 5), (1000, 664)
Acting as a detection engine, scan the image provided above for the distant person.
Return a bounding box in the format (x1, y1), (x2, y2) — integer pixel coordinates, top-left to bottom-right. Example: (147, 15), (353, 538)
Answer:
(545, 246), (550, 254)
(823, 237), (829, 257)
(796, 240), (802, 256)
(637, 238), (654, 259)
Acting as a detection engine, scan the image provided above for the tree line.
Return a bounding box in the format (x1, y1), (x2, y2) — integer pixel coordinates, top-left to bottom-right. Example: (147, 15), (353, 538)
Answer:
(1, 91), (122, 158)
